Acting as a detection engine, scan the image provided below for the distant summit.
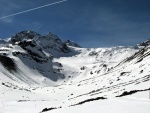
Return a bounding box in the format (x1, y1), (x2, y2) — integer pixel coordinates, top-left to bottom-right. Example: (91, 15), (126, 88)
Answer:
(63, 40), (81, 48)
(137, 39), (150, 47)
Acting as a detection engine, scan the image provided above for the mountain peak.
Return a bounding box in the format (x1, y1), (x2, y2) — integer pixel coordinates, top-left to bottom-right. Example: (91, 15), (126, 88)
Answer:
(10, 30), (41, 44)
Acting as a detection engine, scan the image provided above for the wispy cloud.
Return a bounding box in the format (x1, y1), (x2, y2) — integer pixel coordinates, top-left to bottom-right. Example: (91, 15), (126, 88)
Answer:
(0, 12), (14, 23)
(0, 0), (67, 21)
(0, 1), (20, 23)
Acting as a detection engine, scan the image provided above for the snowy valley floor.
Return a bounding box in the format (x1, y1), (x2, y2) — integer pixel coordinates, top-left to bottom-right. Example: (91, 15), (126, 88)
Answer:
(0, 96), (150, 113)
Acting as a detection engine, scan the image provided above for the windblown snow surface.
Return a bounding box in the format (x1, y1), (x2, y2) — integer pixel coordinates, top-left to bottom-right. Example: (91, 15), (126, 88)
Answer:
(0, 31), (150, 113)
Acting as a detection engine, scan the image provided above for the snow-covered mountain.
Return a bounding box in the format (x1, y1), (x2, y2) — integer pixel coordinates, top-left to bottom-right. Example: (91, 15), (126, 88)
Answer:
(0, 31), (149, 113)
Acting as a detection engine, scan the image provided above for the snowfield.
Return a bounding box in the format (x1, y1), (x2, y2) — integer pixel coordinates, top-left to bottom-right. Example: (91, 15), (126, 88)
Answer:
(0, 31), (150, 113)
(0, 97), (150, 113)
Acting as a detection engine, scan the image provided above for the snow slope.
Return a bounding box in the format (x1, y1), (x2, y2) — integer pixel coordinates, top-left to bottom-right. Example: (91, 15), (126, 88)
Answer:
(0, 30), (149, 113)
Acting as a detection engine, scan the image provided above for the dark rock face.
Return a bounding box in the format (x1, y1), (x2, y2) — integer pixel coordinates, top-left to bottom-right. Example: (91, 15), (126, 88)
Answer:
(18, 40), (36, 48)
(116, 88), (150, 97)
(41, 107), (57, 112)
(0, 55), (17, 73)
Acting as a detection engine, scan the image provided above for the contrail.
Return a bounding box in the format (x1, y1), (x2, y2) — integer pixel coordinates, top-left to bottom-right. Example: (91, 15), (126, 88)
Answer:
(0, 0), (67, 20)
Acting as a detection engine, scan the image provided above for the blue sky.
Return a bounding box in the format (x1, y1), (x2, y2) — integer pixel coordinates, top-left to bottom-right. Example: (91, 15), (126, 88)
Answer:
(0, 0), (150, 47)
